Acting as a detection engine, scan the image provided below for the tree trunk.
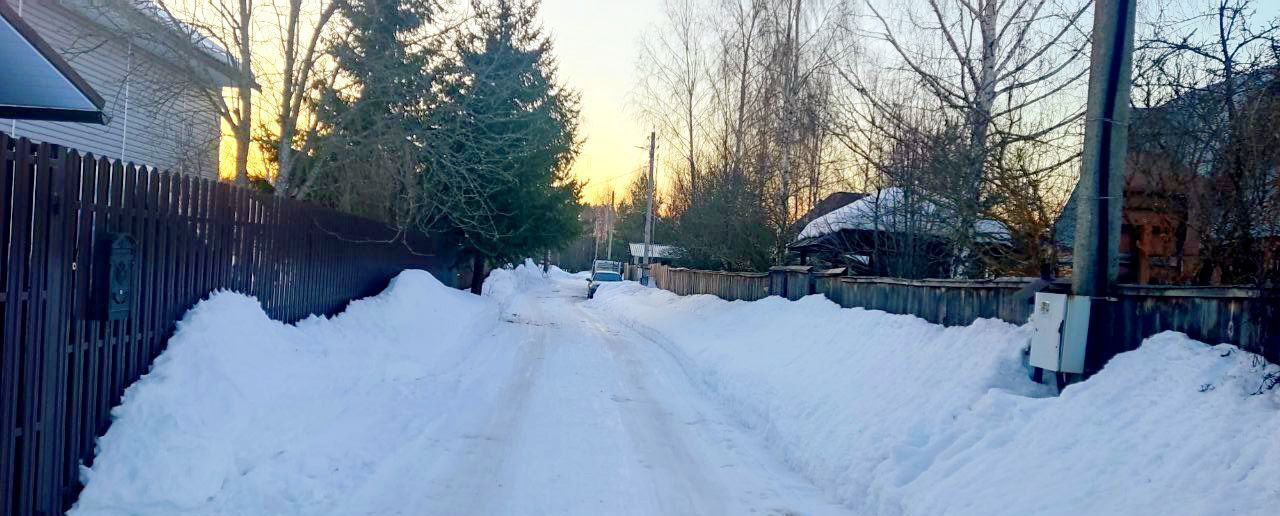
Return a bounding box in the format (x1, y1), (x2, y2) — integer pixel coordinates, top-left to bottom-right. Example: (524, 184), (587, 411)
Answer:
(469, 254), (486, 294)
(234, 121), (251, 186)
(954, 0), (999, 278)
(276, 139), (293, 196)
(234, 0), (253, 186)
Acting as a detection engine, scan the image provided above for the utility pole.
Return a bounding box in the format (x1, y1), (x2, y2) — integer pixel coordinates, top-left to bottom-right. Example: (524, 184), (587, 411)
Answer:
(1074, 0), (1136, 298)
(1036, 0), (1135, 383)
(606, 190), (615, 260)
(643, 131), (656, 285)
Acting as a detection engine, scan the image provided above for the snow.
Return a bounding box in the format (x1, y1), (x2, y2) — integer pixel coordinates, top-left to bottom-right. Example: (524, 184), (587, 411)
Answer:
(70, 264), (849, 515)
(797, 187), (1009, 242)
(71, 262), (1279, 515)
(590, 282), (1280, 515)
(71, 271), (499, 515)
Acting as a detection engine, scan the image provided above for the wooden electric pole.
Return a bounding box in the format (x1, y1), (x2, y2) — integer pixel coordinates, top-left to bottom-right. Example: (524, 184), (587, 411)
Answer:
(606, 190), (615, 260)
(643, 131), (656, 284)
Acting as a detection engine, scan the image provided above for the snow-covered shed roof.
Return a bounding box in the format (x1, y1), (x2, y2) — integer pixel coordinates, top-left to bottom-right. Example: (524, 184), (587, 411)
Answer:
(796, 187), (1009, 243)
(628, 243), (684, 259)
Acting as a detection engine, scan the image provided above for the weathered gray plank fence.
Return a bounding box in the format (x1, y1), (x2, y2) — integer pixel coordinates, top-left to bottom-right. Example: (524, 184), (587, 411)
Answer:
(652, 265), (769, 301)
(814, 275), (1036, 327)
(646, 265), (1279, 370)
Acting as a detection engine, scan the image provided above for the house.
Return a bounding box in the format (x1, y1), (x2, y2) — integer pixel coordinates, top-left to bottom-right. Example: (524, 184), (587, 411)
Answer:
(1054, 160), (1206, 285)
(789, 187), (1009, 278)
(0, 0), (247, 179)
(1055, 70), (1280, 284)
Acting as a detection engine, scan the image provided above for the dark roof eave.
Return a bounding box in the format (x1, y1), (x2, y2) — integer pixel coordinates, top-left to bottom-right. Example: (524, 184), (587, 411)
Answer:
(0, 1), (107, 124)
(0, 105), (106, 124)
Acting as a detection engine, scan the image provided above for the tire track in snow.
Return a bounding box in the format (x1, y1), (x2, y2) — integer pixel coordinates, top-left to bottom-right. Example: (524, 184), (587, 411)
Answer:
(350, 274), (856, 515)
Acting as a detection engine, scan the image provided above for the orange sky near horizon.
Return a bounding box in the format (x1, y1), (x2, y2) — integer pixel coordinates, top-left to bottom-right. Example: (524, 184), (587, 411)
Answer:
(538, 1), (660, 205)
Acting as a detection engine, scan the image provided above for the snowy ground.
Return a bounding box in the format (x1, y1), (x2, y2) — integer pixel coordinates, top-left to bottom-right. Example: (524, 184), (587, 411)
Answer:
(72, 263), (1280, 515)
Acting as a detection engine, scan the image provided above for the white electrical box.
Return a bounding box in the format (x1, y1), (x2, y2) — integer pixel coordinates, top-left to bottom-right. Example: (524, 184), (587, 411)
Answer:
(1028, 292), (1090, 374)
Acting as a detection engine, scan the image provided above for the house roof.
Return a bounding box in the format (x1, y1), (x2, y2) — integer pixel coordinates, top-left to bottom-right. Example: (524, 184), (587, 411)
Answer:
(792, 191), (867, 233)
(796, 187), (1009, 243)
(628, 243), (684, 260)
(0, 1), (106, 123)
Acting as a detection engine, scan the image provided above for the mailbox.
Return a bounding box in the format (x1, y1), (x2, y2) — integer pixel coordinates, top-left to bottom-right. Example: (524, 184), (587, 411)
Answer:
(93, 233), (136, 321)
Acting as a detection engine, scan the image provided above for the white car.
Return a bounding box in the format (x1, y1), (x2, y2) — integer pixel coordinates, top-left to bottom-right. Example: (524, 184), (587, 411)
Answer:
(587, 260), (624, 299)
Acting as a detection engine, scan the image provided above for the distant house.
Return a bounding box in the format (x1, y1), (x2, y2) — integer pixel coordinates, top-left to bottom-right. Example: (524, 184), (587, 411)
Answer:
(789, 187), (1009, 278)
(627, 243), (683, 266)
(0, 0), (247, 179)
(790, 191), (867, 235)
(1055, 70), (1280, 284)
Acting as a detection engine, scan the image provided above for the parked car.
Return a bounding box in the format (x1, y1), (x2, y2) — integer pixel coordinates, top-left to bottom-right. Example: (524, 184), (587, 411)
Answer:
(587, 260), (623, 299)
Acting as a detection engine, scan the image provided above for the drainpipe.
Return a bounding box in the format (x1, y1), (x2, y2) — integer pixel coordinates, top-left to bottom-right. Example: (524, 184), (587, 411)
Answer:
(120, 38), (132, 163)
(10, 0), (23, 136)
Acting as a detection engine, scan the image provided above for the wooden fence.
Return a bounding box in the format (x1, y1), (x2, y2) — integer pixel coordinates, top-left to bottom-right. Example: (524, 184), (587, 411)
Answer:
(648, 265), (1280, 372)
(1084, 285), (1280, 371)
(0, 132), (455, 516)
(650, 265), (770, 301)
(814, 275), (1037, 327)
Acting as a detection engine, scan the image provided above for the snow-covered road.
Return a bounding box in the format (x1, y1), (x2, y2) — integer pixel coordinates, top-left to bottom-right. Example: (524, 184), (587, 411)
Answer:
(71, 263), (1280, 516)
(353, 273), (852, 515)
(70, 268), (854, 515)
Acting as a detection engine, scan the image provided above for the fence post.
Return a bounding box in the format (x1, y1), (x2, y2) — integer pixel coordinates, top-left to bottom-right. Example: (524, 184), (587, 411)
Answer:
(768, 267), (787, 297)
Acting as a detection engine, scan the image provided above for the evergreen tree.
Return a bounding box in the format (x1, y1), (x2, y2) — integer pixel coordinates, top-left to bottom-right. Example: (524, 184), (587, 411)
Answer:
(427, 0), (582, 292)
(307, 0), (438, 222)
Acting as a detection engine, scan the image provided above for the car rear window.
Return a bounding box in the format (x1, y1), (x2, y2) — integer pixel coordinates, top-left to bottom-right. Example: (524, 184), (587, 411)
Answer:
(593, 272), (622, 282)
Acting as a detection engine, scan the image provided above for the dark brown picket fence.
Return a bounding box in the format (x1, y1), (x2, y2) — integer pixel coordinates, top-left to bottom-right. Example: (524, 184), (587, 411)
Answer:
(0, 132), (456, 515)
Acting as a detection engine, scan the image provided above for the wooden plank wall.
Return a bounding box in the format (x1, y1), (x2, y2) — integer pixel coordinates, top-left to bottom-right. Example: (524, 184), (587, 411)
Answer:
(814, 276), (1036, 327)
(0, 132), (453, 516)
(651, 265), (769, 301)
(1086, 286), (1280, 371)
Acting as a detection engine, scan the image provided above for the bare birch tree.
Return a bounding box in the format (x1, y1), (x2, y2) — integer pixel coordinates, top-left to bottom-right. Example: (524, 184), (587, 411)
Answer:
(264, 0), (345, 197)
(855, 0), (1092, 276)
(1133, 0), (1279, 284)
(636, 0), (710, 209)
(145, 0), (258, 185)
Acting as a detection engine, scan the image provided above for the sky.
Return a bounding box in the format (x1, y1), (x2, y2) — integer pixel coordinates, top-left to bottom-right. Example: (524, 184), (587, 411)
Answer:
(213, 0), (1280, 205)
(537, 1), (662, 205)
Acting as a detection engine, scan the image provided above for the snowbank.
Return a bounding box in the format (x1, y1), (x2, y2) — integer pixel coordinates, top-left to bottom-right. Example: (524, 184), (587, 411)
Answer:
(590, 284), (1280, 515)
(72, 260), (1280, 515)
(482, 258), (580, 307)
(71, 271), (498, 516)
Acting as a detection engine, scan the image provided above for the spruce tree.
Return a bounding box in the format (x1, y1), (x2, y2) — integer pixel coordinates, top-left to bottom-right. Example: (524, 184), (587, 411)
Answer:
(427, 0), (582, 292)
(309, 0), (437, 221)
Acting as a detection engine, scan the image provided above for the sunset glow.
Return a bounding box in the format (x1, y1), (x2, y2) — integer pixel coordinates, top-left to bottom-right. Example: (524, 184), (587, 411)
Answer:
(219, 0), (659, 205)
